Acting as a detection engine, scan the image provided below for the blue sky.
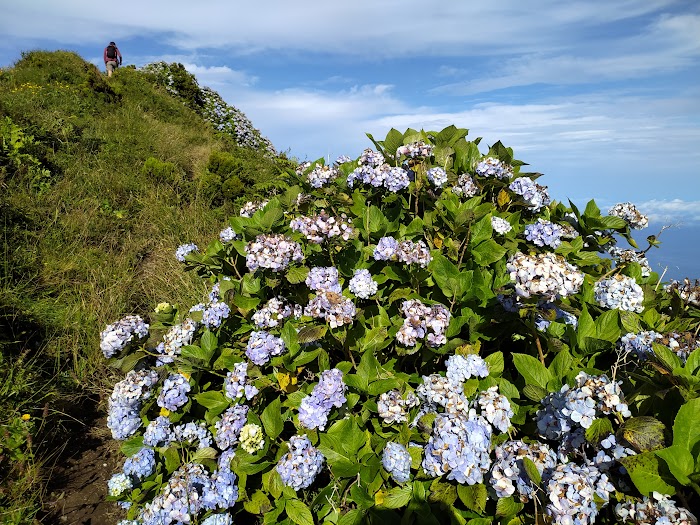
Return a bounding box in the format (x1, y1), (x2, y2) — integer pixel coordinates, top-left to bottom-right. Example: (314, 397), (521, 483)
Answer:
(2, 1), (699, 277)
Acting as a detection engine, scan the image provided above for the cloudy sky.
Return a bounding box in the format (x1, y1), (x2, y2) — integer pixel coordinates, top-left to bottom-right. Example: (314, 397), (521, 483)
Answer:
(1, 1), (699, 276)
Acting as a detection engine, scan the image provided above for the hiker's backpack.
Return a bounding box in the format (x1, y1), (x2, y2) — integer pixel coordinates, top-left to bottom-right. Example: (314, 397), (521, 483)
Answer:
(106, 45), (117, 59)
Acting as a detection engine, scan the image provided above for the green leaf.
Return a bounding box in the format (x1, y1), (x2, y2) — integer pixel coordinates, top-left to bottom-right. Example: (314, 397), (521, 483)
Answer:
(511, 353), (551, 389)
(671, 398), (700, 455)
(379, 485), (413, 509)
(195, 391), (230, 414)
(181, 344), (212, 362)
(261, 397), (284, 439)
(339, 509), (366, 525)
(653, 342), (683, 372)
(548, 349), (574, 381)
(120, 435), (144, 456)
(585, 418), (614, 445)
(200, 330), (218, 355)
(594, 310), (621, 342)
(521, 457), (542, 486)
(484, 352), (504, 376)
(285, 498), (314, 525)
(469, 214), (493, 246)
(522, 384), (548, 402)
(244, 490), (272, 514)
(429, 253), (463, 299)
(367, 378), (402, 395)
(428, 479), (457, 505)
(233, 294), (261, 310)
(280, 321), (300, 355)
(457, 483), (487, 513)
(618, 416), (666, 452)
(191, 446), (218, 462)
(286, 266), (310, 284)
(471, 239), (506, 266)
(495, 496), (524, 517)
(163, 446), (181, 473)
(656, 445), (694, 485)
(297, 325), (327, 344)
(619, 451), (676, 496)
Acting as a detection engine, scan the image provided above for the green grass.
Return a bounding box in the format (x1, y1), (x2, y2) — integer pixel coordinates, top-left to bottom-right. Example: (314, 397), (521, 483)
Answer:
(0, 49), (292, 521)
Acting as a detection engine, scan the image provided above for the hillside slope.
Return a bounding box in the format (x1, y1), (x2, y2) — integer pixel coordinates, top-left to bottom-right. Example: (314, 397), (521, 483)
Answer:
(0, 50), (291, 523)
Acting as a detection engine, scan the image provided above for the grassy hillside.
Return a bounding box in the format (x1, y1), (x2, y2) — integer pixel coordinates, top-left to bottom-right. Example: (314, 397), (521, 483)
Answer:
(0, 50), (291, 523)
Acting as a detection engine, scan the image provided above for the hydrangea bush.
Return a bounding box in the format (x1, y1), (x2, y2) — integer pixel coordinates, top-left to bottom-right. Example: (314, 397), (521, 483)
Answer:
(101, 126), (700, 524)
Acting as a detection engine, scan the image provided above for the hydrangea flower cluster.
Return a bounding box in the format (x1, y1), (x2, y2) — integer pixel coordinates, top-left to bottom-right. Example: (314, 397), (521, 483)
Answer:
(665, 278), (700, 307)
(174, 421), (213, 449)
(445, 354), (489, 383)
(453, 173), (479, 197)
(157, 373), (191, 412)
(422, 412), (493, 484)
(396, 299), (450, 347)
(535, 303), (578, 331)
(100, 315), (149, 358)
(543, 462), (614, 525)
(224, 361), (259, 401)
(618, 330), (661, 360)
(490, 440), (557, 501)
(507, 252), (584, 299)
(239, 200), (268, 217)
(417, 374), (470, 415)
(348, 268), (378, 299)
(276, 435), (325, 491)
(107, 369), (160, 440)
(524, 218), (562, 248)
(108, 473), (132, 497)
(347, 164), (411, 192)
(245, 331), (286, 365)
(509, 177), (551, 212)
(201, 515), (233, 525)
(123, 447), (156, 479)
(594, 274), (645, 312)
(143, 416), (174, 447)
(306, 164), (339, 188)
(373, 237), (432, 267)
(190, 298), (231, 330)
(290, 210), (355, 243)
(377, 389), (420, 424)
(426, 167), (448, 187)
(295, 161), (312, 175)
(491, 216), (512, 234)
(615, 492), (698, 524)
(477, 386), (513, 433)
(396, 141), (433, 158)
(475, 157), (513, 180)
(537, 372), (631, 444)
(359, 148), (385, 167)
(219, 226), (239, 243)
(175, 243), (198, 262)
(382, 442), (412, 483)
(245, 234), (304, 272)
(299, 368), (347, 430)
(656, 331), (700, 362)
(154, 318), (197, 366)
(214, 404), (249, 449)
(252, 297), (302, 329)
(239, 424), (265, 453)
(609, 202), (649, 229)
(609, 246), (652, 277)
(304, 291), (356, 328)
(335, 155), (352, 165)
(305, 266), (342, 293)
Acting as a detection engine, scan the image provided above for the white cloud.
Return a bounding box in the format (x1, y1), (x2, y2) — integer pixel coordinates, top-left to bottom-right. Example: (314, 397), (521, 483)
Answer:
(638, 199), (700, 224)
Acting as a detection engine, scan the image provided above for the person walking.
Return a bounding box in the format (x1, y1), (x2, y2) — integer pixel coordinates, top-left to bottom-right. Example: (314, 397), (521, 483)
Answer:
(103, 41), (122, 77)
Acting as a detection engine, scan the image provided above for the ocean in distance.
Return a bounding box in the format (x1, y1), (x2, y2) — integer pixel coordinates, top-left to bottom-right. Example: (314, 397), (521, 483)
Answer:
(630, 223), (700, 282)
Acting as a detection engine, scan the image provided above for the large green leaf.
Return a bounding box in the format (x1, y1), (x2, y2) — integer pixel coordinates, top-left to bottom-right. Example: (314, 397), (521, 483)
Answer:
(471, 239), (506, 266)
(656, 445), (694, 485)
(379, 485), (412, 509)
(261, 397), (284, 439)
(619, 451), (676, 496)
(286, 498), (314, 525)
(457, 483), (487, 513)
(671, 398), (700, 456)
(511, 353), (551, 390)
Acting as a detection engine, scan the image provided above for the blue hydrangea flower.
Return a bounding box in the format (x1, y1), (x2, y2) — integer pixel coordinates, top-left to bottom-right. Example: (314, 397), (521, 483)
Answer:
(108, 472), (132, 497)
(348, 269), (378, 299)
(175, 243), (198, 262)
(305, 266), (342, 293)
(426, 167), (448, 187)
(100, 315), (149, 358)
(123, 447), (156, 479)
(245, 331), (286, 366)
(143, 416), (174, 447)
(157, 373), (191, 411)
(524, 219), (562, 248)
(214, 404), (249, 449)
(298, 369), (347, 430)
(445, 354), (489, 384)
(382, 442), (412, 483)
(219, 226), (239, 243)
(174, 421), (214, 449)
(276, 435), (325, 491)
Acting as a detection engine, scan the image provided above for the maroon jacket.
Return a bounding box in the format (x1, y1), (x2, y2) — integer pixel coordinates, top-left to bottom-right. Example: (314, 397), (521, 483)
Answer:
(104, 45), (122, 64)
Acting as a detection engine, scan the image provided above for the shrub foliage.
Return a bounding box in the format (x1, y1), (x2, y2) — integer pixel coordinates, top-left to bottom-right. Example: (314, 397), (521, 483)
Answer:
(103, 125), (699, 525)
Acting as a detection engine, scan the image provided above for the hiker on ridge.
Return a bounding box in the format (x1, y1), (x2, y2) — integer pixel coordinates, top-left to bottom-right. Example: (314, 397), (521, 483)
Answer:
(103, 41), (122, 77)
